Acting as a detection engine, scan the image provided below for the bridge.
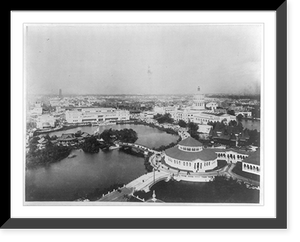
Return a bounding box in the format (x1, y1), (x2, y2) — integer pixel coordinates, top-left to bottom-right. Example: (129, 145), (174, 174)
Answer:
(116, 141), (160, 154)
(98, 168), (170, 202)
(98, 141), (260, 202)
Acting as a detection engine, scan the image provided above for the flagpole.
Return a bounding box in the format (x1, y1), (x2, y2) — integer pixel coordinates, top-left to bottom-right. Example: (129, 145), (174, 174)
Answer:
(153, 167), (155, 185)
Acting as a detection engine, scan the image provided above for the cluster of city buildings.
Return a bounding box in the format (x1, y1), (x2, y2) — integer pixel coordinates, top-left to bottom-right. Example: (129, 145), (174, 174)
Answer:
(153, 88), (237, 126)
(26, 87), (260, 183)
(27, 87), (258, 132)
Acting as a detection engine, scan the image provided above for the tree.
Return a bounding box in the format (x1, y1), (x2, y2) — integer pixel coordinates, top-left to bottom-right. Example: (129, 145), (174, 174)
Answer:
(50, 135), (57, 140)
(229, 120), (237, 127)
(178, 119), (187, 128)
(187, 122), (199, 140)
(236, 114), (244, 122)
(236, 122), (244, 132)
(154, 113), (174, 124)
(26, 121), (36, 130)
(187, 122), (198, 132)
(99, 129), (114, 144)
(81, 136), (101, 153)
(117, 128), (138, 143)
(227, 109), (235, 116)
(75, 130), (82, 137)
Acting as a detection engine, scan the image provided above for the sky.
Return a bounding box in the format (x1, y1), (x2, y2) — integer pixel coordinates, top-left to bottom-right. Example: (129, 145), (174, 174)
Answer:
(25, 24), (262, 96)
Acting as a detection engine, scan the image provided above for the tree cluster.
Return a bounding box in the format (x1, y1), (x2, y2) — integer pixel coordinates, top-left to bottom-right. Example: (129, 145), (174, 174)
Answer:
(26, 137), (71, 169)
(207, 120), (260, 147)
(178, 119), (187, 128)
(81, 136), (102, 153)
(26, 121), (37, 130)
(98, 128), (138, 144)
(187, 122), (199, 139)
(144, 153), (154, 172)
(153, 113), (174, 124)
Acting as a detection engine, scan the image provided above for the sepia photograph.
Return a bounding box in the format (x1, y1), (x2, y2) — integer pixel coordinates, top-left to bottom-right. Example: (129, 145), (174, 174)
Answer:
(24, 23), (262, 204)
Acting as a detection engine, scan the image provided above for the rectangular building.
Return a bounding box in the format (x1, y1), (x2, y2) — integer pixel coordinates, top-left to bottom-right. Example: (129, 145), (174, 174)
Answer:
(65, 107), (130, 124)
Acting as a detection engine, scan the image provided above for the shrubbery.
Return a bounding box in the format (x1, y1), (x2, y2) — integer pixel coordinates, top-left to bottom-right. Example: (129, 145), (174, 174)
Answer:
(26, 139), (72, 169)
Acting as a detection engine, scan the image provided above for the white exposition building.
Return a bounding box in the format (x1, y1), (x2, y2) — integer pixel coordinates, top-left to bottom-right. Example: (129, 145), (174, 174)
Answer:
(65, 107), (130, 124)
(164, 136), (260, 175)
(153, 86), (236, 125)
(36, 114), (56, 129)
(164, 137), (218, 172)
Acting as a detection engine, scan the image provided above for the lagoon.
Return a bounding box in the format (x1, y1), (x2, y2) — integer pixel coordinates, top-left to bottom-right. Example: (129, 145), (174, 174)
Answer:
(26, 124), (178, 201)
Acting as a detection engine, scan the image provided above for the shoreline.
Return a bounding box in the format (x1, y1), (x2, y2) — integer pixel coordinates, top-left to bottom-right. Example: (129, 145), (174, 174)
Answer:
(35, 123), (92, 135)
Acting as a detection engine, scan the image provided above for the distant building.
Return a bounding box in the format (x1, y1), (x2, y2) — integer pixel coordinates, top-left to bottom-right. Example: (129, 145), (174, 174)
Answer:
(65, 107), (130, 124)
(153, 87), (236, 125)
(29, 102), (43, 115)
(140, 111), (156, 119)
(206, 102), (218, 111)
(49, 98), (61, 107)
(197, 124), (213, 134)
(36, 114), (56, 129)
(59, 89), (62, 99)
(235, 111), (252, 118)
(57, 133), (76, 142)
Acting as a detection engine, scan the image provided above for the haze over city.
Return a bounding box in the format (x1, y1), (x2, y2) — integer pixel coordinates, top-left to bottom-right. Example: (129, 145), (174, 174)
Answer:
(25, 24), (262, 96)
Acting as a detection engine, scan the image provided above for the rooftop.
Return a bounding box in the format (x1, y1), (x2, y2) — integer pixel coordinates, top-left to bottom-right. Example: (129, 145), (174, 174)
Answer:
(165, 145), (217, 161)
(178, 137), (203, 147)
(242, 150), (260, 165)
(208, 147), (251, 155)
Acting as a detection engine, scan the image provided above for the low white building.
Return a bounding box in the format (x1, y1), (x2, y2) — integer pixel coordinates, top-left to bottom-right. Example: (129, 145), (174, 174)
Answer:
(197, 124), (213, 134)
(36, 114), (56, 129)
(235, 111), (252, 118)
(213, 148), (250, 164)
(242, 150), (260, 175)
(140, 111), (156, 119)
(153, 106), (177, 115)
(49, 98), (61, 107)
(206, 102), (218, 111)
(65, 107), (130, 124)
(29, 102), (43, 116)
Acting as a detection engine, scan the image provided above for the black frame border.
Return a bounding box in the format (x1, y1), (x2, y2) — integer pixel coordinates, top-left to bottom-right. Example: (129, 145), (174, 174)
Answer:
(4, 1), (287, 229)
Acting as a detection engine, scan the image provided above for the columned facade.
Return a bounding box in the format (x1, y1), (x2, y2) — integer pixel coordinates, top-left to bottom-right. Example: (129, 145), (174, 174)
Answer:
(215, 150), (249, 164)
(164, 155), (217, 172)
(164, 137), (218, 173)
(242, 162), (260, 175)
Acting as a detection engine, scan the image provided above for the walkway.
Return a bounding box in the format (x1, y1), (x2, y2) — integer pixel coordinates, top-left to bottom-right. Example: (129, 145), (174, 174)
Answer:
(116, 141), (159, 154)
(98, 166), (170, 202)
(126, 170), (170, 192)
(225, 163), (260, 187)
(98, 187), (134, 202)
(98, 142), (259, 202)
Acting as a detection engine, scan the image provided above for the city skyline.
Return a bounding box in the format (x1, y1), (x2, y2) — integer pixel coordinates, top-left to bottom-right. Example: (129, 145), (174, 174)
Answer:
(25, 24), (262, 96)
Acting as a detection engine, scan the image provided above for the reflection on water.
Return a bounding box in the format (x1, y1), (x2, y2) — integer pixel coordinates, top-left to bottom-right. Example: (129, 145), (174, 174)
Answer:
(49, 124), (179, 149)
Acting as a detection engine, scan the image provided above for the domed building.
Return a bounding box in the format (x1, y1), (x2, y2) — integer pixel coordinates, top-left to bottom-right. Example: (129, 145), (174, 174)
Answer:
(164, 137), (218, 172)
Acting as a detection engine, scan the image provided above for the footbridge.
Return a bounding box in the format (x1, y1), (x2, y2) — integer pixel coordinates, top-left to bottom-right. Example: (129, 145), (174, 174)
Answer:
(115, 141), (160, 154)
(98, 169), (170, 202)
(126, 170), (170, 192)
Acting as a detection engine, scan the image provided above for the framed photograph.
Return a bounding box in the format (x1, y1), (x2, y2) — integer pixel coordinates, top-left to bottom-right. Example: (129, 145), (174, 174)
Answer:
(6, 2), (287, 229)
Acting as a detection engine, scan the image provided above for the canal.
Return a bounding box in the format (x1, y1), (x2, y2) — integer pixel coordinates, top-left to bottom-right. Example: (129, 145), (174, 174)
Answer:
(26, 124), (178, 201)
